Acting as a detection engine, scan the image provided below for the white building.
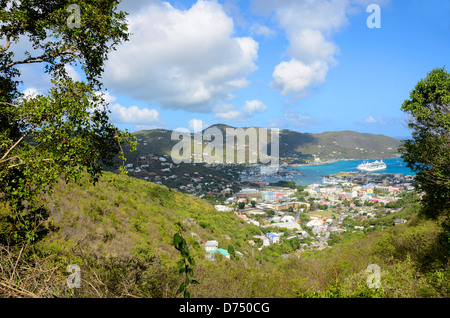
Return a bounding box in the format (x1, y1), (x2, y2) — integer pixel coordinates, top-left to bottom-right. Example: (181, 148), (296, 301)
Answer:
(215, 205), (233, 212)
(204, 240), (219, 253)
(306, 219), (323, 228)
(267, 233), (280, 244)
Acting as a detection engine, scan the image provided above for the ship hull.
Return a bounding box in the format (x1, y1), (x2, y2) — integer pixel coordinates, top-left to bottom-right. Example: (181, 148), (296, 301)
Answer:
(357, 160), (387, 172)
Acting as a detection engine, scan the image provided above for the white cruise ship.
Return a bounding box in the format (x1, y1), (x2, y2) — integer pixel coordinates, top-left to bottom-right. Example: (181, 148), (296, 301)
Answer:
(357, 160), (387, 172)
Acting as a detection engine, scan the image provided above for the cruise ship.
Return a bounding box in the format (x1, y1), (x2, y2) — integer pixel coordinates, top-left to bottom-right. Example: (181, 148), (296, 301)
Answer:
(357, 160), (387, 172)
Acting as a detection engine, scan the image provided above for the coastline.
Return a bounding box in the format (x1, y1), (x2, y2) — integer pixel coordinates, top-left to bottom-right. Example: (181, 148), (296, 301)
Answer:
(290, 155), (402, 167)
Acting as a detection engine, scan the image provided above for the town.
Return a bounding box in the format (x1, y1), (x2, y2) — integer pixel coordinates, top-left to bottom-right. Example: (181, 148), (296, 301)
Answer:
(121, 151), (416, 259)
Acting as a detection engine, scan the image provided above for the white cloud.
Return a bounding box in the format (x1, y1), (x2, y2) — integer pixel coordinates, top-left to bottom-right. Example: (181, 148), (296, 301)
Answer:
(21, 87), (39, 99)
(268, 109), (319, 129)
(103, 0), (259, 113)
(287, 29), (339, 65)
(214, 104), (245, 122)
(242, 99), (268, 113)
(252, 0), (350, 98)
(105, 96), (164, 131)
(364, 116), (377, 124)
(362, 115), (397, 126)
(64, 65), (81, 82)
(214, 99), (268, 122)
(95, 91), (117, 105)
(271, 60), (329, 96)
(250, 23), (276, 37)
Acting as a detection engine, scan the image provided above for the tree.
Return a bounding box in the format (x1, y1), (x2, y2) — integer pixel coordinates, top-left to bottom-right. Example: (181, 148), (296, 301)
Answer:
(172, 226), (198, 298)
(400, 67), (450, 219)
(0, 0), (136, 243)
(227, 244), (235, 258)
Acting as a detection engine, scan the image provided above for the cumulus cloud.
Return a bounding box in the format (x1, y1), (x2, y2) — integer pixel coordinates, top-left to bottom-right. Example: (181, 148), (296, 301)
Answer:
(364, 116), (377, 124)
(250, 23), (276, 37)
(214, 104), (245, 121)
(272, 60), (329, 96)
(93, 91), (163, 130)
(95, 91), (117, 105)
(259, 0), (349, 98)
(242, 99), (268, 113)
(21, 87), (39, 99)
(268, 108), (320, 129)
(103, 0), (259, 113)
(251, 0), (386, 99)
(214, 100), (268, 122)
(362, 115), (397, 126)
(109, 103), (162, 127)
(64, 65), (81, 82)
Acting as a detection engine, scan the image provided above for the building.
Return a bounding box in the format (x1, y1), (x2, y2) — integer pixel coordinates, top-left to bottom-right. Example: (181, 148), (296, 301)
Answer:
(394, 219), (407, 226)
(275, 201), (311, 211)
(269, 221), (301, 231)
(267, 232), (280, 244)
(204, 240), (219, 253)
(253, 235), (270, 247)
(215, 205), (233, 212)
(262, 191), (276, 202)
(210, 248), (230, 259)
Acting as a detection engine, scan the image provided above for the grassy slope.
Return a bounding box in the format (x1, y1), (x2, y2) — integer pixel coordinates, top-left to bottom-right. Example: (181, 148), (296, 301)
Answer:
(27, 173), (448, 298)
(41, 172), (260, 262)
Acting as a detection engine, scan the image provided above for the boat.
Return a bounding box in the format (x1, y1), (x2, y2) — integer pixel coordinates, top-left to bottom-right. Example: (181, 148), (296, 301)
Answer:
(357, 160), (387, 172)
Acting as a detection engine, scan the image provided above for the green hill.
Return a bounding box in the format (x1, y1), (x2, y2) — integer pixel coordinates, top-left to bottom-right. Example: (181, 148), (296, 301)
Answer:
(40, 172), (260, 262)
(2, 172), (446, 298)
(298, 130), (402, 160)
(127, 125), (401, 163)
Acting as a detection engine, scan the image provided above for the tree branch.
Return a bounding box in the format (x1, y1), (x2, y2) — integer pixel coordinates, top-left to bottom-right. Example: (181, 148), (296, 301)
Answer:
(0, 155), (21, 165)
(1, 124), (38, 161)
(0, 49), (75, 72)
(0, 101), (17, 108)
(0, 36), (11, 53)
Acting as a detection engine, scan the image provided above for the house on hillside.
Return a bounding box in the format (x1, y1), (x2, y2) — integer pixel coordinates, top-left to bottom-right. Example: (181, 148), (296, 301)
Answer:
(267, 233), (280, 244)
(209, 248), (230, 260)
(394, 219), (407, 226)
(204, 240), (219, 253)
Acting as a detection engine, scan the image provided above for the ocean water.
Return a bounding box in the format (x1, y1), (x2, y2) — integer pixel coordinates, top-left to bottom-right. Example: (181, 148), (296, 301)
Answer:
(282, 158), (415, 186)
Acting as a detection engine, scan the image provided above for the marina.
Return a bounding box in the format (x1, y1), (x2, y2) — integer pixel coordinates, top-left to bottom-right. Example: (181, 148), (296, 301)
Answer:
(242, 158), (415, 186)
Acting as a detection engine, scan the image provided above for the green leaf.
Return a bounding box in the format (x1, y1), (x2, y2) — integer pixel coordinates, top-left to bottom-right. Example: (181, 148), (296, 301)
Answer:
(177, 260), (185, 269)
(176, 283), (185, 295)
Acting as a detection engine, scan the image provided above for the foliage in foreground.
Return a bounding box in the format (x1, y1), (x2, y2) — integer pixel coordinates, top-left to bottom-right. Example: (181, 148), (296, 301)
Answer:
(400, 67), (450, 220)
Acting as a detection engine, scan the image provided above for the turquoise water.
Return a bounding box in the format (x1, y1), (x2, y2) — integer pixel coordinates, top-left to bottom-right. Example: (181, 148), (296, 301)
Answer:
(284, 158), (415, 186)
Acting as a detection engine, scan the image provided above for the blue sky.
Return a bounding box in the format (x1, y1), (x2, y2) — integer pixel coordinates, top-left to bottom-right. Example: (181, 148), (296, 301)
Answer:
(17, 0), (450, 138)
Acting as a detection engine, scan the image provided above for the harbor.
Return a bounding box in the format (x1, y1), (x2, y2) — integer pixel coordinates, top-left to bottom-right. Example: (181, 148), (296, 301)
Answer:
(240, 158), (415, 187)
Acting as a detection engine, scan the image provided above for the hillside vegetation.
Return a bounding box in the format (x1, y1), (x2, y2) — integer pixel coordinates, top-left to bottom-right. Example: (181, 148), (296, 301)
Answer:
(128, 126), (401, 162)
(302, 130), (402, 160)
(1, 173), (447, 298)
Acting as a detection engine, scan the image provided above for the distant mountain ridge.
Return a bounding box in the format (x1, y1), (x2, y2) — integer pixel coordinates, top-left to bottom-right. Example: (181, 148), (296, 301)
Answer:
(129, 124), (402, 162)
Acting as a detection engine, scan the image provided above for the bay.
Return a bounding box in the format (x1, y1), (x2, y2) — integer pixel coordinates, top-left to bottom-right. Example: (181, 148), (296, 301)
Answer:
(270, 158), (415, 186)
